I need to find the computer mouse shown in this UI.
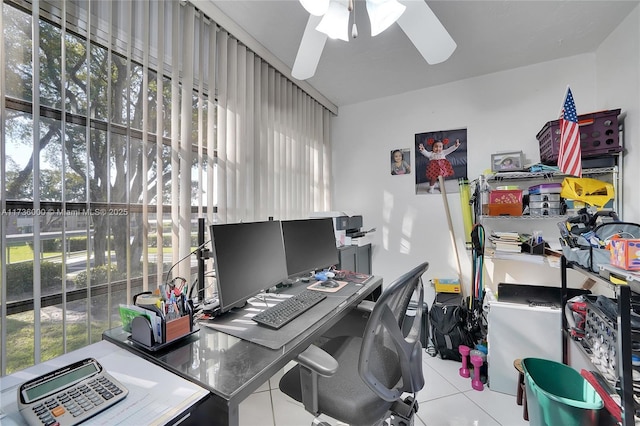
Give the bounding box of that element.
[320,279,340,288]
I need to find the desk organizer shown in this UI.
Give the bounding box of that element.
[521,240,547,255]
[127,293,197,351]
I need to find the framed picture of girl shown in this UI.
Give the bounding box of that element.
[391,148,411,175]
[415,128,467,194]
[491,151,524,172]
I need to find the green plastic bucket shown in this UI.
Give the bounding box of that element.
[522,358,603,426]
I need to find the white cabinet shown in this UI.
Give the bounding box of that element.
[487,301,562,395]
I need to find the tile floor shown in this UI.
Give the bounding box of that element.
[237,351,530,426]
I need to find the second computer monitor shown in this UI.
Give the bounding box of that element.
[281,218,339,279]
[210,221,288,313]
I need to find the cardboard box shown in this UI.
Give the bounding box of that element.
[490,189,522,204]
[489,203,522,216]
[610,239,640,271]
[432,278,461,293]
[488,189,523,216]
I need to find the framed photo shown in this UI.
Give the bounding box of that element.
[491,151,524,172]
[390,148,411,175]
[414,128,467,194]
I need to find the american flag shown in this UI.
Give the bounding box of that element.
[557,87,581,177]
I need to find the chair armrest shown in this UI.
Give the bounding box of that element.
[356,300,376,313]
[296,344,338,377]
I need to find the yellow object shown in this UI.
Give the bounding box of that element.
[560,177,614,209]
[459,179,473,249]
[609,276,627,285]
[433,278,461,293]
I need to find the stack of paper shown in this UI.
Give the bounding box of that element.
[489,231,524,253]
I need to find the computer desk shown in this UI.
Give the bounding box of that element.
[102,276,382,426]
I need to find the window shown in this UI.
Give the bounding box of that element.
[1,0,331,376]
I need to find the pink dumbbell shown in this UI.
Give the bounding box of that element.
[471,355,484,391]
[458,345,471,378]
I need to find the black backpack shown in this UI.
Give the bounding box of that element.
[429,302,474,361]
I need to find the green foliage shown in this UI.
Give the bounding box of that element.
[42,238,61,252]
[6,261,62,296]
[73,264,127,288]
[67,237,87,252]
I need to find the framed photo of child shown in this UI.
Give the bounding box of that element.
[491,151,525,172]
[390,148,411,175]
[414,128,467,194]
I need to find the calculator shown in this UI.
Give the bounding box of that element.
[18,358,128,426]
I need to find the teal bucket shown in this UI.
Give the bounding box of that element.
[522,358,603,426]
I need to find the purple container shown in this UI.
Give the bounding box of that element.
[537,109,622,165]
[528,183,562,195]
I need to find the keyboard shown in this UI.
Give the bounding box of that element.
[253,290,327,329]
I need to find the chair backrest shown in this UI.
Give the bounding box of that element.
[358,262,429,402]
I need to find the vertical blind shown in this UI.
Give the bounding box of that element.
[0,0,332,376]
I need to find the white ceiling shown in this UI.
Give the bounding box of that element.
[207,1,639,108]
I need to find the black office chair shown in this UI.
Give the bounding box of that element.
[279,262,429,426]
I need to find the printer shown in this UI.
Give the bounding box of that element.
[335,215,365,238]
[310,212,366,245]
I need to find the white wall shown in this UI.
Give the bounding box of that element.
[331,5,640,292]
[596,7,640,221]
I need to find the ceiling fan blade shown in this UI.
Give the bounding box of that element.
[397,0,456,65]
[292,14,328,80]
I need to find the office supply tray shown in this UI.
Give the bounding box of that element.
[128,314,198,352]
[128,327,199,352]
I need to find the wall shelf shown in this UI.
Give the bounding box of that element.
[485,166,618,182]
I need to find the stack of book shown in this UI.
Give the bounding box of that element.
[489,231,524,253]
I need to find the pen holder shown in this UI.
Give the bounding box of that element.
[165,314,192,342]
[128,292,195,350]
[522,240,547,255]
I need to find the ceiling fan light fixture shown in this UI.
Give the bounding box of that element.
[366,0,406,37]
[316,0,350,41]
[299,0,330,16]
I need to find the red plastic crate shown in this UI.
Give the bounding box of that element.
[537,109,622,165]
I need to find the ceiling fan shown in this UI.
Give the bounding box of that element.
[292,0,456,80]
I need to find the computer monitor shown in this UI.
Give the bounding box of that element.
[209,221,288,313]
[281,218,339,279]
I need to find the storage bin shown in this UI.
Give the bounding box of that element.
[522,357,602,426]
[489,203,522,216]
[529,193,561,202]
[528,183,562,195]
[490,189,522,204]
[489,189,522,216]
[432,278,461,293]
[530,207,562,216]
[610,239,640,271]
[529,200,562,209]
[537,109,622,165]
